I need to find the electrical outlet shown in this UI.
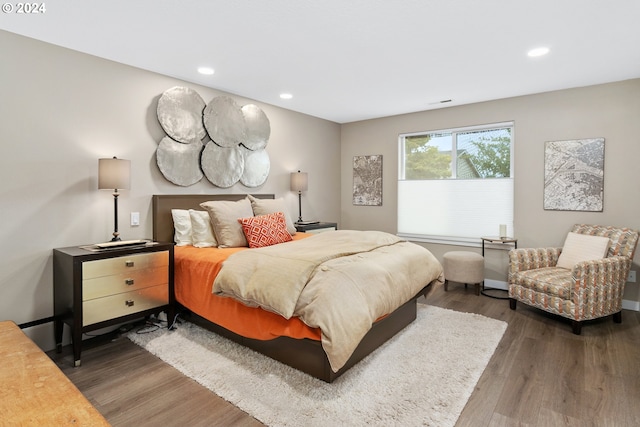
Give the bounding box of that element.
[130,212,140,226]
[628,270,636,283]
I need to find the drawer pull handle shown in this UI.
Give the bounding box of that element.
[125,300,135,307]
[125,279,135,286]
[125,261,135,267]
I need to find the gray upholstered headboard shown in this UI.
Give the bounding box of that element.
[151,194,275,243]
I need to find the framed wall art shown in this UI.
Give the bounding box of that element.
[353,155,383,206]
[543,138,604,211]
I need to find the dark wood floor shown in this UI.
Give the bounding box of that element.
[48,284,640,426]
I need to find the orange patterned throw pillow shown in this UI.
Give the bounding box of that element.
[238,212,293,248]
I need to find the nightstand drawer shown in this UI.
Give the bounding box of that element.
[83,251,168,279]
[83,285,169,326]
[82,266,168,301]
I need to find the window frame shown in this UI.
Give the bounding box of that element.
[399,121,514,181]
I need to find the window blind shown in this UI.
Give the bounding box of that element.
[397,177,513,244]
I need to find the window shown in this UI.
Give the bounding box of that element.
[398,122,514,245]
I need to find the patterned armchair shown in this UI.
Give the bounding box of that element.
[508,224,638,334]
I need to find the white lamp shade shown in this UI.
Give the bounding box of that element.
[290,171,308,192]
[98,157,131,190]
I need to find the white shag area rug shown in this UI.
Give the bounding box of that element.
[128,304,507,427]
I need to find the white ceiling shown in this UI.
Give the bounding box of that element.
[2,0,639,123]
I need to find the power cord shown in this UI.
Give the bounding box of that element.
[168,311,182,330]
[135,321,161,334]
[134,311,183,334]
[134,313,166,334]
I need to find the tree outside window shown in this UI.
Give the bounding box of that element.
[403,127,511,180]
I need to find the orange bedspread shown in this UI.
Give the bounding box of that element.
[174,234,321,341]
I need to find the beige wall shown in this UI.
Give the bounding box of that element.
[341,79,640,306]
[0,30,341,349]
[3,28,639,351]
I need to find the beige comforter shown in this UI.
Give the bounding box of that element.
[213,230,444,372]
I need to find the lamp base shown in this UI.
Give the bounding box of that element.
[110,191,121,242]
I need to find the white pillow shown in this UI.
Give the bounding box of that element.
[200,198,254,247]
[189,210,217,248]
[556,232,610,269]
[171,209,192,246]
[247,194,297,235]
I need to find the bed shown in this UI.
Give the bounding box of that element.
[152,194,443,382]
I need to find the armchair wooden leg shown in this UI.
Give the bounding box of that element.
[509,298,517,310]
[444,279,449,292]
[613,311,622,324]
[572,320,582,335]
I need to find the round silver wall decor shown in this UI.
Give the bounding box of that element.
[241,104,270,150]
[157,86,206,144]
[156,136,204,186]
[240,148,270,187]
[201,142,244,188]
[203,96,246,148]
[155,88,273,188]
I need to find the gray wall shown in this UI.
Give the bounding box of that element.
[341,79,640,307]
[0,30,341,349]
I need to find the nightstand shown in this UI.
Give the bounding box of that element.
[295,222,338,234]
[53,242,174,366]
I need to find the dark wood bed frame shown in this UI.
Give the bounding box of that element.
[151,194,434,382]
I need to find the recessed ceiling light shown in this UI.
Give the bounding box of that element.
[197,67,215,75]
[280,93,293,100]
[527,47,550,57]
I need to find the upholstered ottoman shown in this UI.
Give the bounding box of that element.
[443,251,484,296]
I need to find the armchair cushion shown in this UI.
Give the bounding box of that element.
[513,267,573,299]
[556,232,610,269]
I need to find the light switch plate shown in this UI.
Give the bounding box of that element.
[130,212,140,226]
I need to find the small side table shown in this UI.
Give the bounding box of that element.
[53,242,175,366]
[295,222,338,234]
[480,236,517,299]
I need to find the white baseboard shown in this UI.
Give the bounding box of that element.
[483,279,640,312]
[622,299,640,312]
[483,279,508,290]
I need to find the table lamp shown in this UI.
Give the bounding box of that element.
[290,170,308,223]
[98,157,131,241]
